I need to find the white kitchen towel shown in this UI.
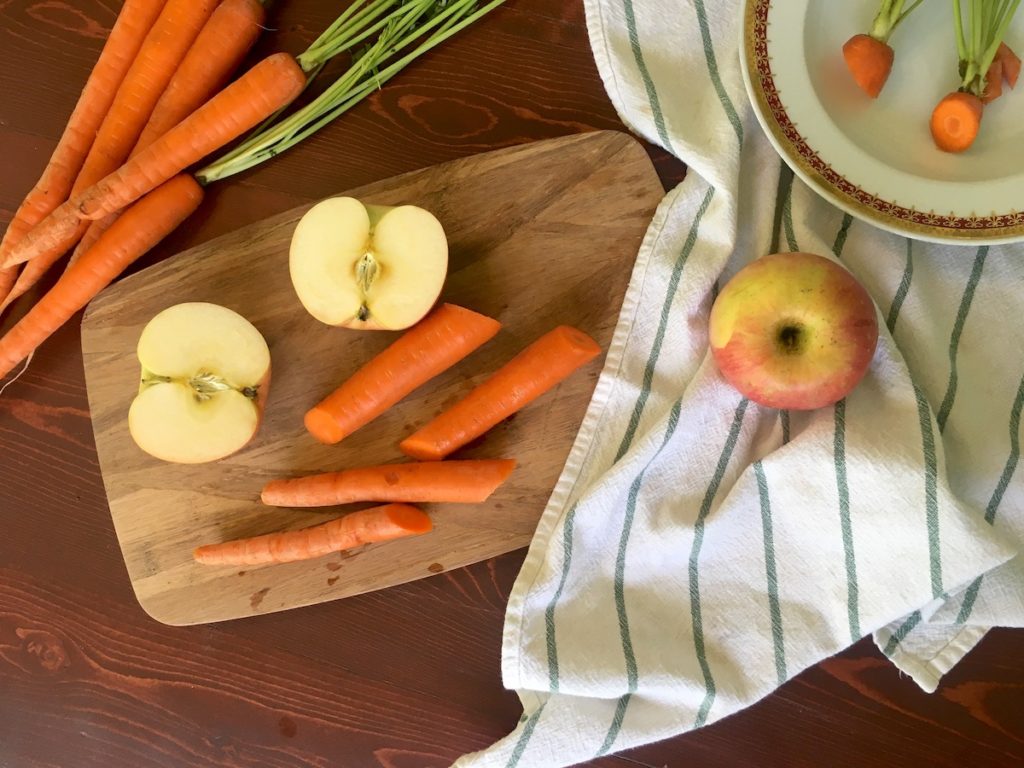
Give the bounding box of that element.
[454,1,1024,766]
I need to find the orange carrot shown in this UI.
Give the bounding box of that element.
[72,0,219,197]
[997,42,1021,88]
[193,503,432,566]
[136,0,268,151]
[261,459,517,507]
[305,304,502,445]
[842,34,894,98]
[0,0,166,273]
[1,53,306,270]
[930,91,984,154]
[982,60,1004,103]
[61,0,267,278]
[0,176,203,379]
[401,326,601,461]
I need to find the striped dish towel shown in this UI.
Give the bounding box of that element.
[454,1,1024,765]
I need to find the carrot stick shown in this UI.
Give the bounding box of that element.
[400,326,601,461]
[136,0,268,151]
[193,503,432,566]
[842,33,894,98]
[305,304,502,445]
[0,175,203,379]
[0,0,166,273]
[261,459,517,507]
[930,91,984,154]
[1,53,306,270]
[72,0,219,197]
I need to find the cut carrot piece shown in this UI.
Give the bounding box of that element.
[193,503,432,566]
[997,42,1021,87]
[400,326,601,461]
[982,59,1003,103]
[261,459,517,507]
[930,91,984,153]
[0,0,166,273]
[842,34,894,98]
[0,175,203,378]
[305,304,501,445]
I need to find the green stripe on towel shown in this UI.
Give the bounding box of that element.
[986,373,1024,524]
[690,398,749,728]
[504,703,547,768]
[754,460,787,684]
[615,187,715,462]
[545,504,578,691]
[882,610,923,657]
[936,246,988,433]
[832,213,853,257]
[886,240,914,334]
[834,399,861,641]
[623,0,671,148]
[694,0,744,144]
[912,384,943,597]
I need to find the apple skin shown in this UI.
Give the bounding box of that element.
[708,252,879,410]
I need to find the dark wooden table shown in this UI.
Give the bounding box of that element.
[1,2,1021,766]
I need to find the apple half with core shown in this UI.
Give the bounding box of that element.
[128,302,272,463]
[290,197,448,330]
[709,252,879,410]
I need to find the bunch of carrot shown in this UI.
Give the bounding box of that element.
[0,0,507,381]
[842,0,1021,153]
[193,303,603,567]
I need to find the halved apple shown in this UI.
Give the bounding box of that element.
[289,197,448,330]
[128,303,271,464]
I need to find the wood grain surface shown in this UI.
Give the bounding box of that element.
[81,131,663,625]
[0,1,1021,766]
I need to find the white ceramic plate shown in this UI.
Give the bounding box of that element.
[741,0,1024,244]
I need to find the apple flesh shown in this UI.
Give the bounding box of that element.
[289,197,448,330]
[709,252,878,410]
[128,303,271,464]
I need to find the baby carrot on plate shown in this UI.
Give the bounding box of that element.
[261,459,517,507]
[305,303,501,445]
[193,503,432,566]
[400,326,601,461]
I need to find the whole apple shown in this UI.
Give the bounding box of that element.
[708,252,879,410]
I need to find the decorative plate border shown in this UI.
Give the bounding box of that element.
[744,0,1024,242]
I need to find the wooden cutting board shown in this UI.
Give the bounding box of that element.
[81,131,663,625]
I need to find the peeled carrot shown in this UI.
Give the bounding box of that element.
[1,53,306,270]
[997,42,1021,88]
[65,0,268,276]
[0,0,166,274]
[930,91,984,154]
[261,459,517,508]
[0,176,203,379]
[842,33,894,98]
[193,503,433,566]
[982,60,1004,103]
[305,304,502,445]
[401,326,601,462]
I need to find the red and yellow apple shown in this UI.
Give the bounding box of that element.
[128,302,271,463]
[709,252,878,410]
[289,197,448,330]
